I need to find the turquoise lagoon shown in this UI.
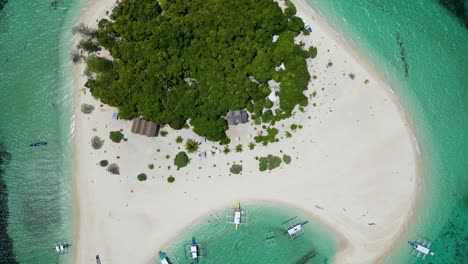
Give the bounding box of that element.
[161,204,338,264]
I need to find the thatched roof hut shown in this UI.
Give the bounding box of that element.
[131,118,160,137]
[226,109,249,125]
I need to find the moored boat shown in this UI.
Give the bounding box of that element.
[30,141,47,147]
[190,236,199,263]
[159,251,171,264]
[234,203,241,230]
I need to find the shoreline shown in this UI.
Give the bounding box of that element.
[71,0,421,263]
[158,199,349,253]
[290,0,423,260]
[290,0,425,261]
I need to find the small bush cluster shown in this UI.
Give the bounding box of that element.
[137,173,147,181]
[160,130,168,137]
[107,163,120,175]
[230,164,243,174]
[81,104,95,114]
[174,151,190,169]
[283,155,292,164]
[91,136,104,149]
[109,131,124,143]
[254,127,279,146]
[309,46,318,58]
[99,160,109,167]
[258,155,282,172]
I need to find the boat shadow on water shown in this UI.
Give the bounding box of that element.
[295,249,318,264]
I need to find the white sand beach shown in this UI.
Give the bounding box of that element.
[72,0,420,263]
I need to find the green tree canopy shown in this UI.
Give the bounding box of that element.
[85,0,310,141]
[174,151,189,169]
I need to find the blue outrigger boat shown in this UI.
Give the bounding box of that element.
[30,141,47,147]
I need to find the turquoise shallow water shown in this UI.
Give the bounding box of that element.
[304,0,468,263]
[0,0,84,263]
[162,204,338,264]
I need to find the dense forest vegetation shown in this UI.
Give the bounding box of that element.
[83,0,312,141]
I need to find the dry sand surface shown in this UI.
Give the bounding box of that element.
[72,0,420,263]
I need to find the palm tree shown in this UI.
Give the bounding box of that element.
[235,144,243,152]
[185,139,200,153]
[223,146,231,154]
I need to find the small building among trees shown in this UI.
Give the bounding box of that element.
[226,109,249,125]
[131,118,160,137]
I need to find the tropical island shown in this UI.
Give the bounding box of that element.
[78,0,314,142]
[72,0,419,263]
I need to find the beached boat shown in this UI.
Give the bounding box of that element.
[408,235,435,260]
[158,251,171,264]
[30,141,47,147]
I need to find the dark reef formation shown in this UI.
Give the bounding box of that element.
[437,196,468,263]
[0,144,17,264]
[295,249,317,264]
[396,32,409,77]
[438,0,468,29]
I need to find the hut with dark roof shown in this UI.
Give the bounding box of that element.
[225,109,249,125]
[131,118,160,137]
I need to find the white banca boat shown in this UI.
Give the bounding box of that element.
[281,216,309,240]
[408,235,435,260]
[226,202,247,230]
[186,236,204,263]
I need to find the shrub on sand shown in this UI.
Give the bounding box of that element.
[230,164,243,174]
[109,131,124,143]
[91,136,104,149]
[107,163,120,175]
[99,160,108,167]
[137,173,147,181]
[174,151,190,169]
